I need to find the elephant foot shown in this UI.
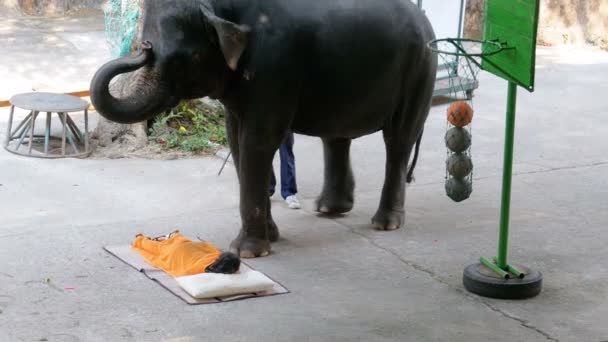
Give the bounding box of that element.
[315,193,353,214]
[268,219,280,243]
[372,209,405,231]
[229,231,271,259]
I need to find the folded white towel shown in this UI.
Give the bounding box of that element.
[175,267,276,299]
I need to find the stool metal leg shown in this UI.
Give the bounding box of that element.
[59,113,80,155]
[10,111,33,142]
[64,113,80,154]
[15,116,32,152]
[66,115,83,142]
[44,112,52,154]
[28,111,39,155]
[84,108,89,153]
[4,106,15,148]
[61,112,67,156]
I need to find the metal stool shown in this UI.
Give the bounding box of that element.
[4,92,91,158]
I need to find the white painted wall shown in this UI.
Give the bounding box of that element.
[413,0,466,39]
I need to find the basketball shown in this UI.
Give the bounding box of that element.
[445,177,473,203]
[447,101,474,127]
[445,127,472,153]
[446,154,474,179]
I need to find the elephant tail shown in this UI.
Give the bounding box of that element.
[406,130,423,184]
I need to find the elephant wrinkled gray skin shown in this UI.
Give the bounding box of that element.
[90,0,437,258]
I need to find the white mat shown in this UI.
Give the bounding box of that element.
[104,245,289,305]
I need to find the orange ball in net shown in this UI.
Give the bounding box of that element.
[447,101,474,127]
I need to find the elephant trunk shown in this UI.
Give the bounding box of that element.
[90,42,173,124]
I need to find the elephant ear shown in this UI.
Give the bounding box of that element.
[201,4,251,71]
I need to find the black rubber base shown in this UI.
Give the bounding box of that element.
[463,263,542,299]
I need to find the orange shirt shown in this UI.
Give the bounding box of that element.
[132,233,222,277]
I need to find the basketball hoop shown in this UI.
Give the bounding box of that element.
[427,38,508,58]
[424,0,544,299]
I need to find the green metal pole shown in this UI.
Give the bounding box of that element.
[496,82,518,269]
[480,256,510,279]
[506,264,525,279]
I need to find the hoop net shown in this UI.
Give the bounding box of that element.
[427,38,497,199]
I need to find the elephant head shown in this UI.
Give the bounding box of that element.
[90,0,251,124]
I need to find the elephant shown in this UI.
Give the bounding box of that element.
[90,0,437,258]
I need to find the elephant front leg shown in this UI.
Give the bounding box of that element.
[316,138,355,214]
[229,134,280,258]
[225,109,241,175]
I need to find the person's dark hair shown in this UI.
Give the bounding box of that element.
[206,252,241,274]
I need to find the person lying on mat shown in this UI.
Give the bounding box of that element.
[132,231,241,276]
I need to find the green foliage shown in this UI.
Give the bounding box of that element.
[149,99,227,153]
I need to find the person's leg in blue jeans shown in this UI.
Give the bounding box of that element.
[269,131,301,209]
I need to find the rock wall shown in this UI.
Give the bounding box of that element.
[463,0,485,40]
[539,0,607,49]
[464,0,607,50]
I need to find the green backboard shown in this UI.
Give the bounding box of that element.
[482,0,540,92]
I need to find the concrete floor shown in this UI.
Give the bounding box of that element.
[0,11,109,100]
[1,11,608,342]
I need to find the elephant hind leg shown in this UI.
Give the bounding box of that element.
[371,130,414,231]
[406,129,424,184]
[373,83,433,231]
[316,137,355,215]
